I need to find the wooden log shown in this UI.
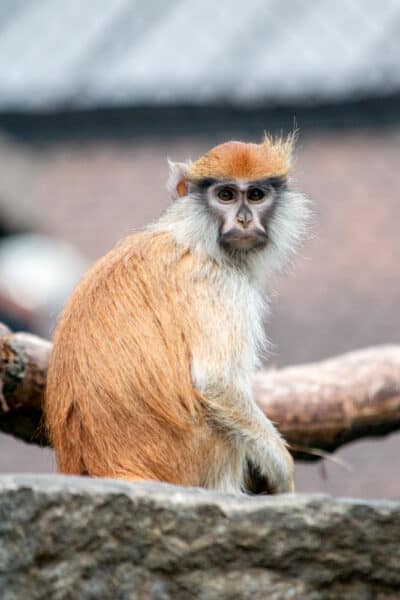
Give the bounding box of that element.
[0,323,399,459]
[0,328,50,445]
[254,346,400,458]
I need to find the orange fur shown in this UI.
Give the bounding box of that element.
[45,134,304,493]
[45,232,230,484]
[187,134,293,181]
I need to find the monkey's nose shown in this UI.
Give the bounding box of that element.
[236,209,253,228]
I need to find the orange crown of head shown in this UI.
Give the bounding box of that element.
[186,134,295,182]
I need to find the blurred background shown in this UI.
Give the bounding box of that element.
[0,0,399,498]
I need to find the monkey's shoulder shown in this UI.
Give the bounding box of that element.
[81,231,179,280]
[68,230,196,316]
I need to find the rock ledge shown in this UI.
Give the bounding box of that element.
[0,475,398,599]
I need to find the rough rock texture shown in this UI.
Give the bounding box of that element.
[0,476,399,600]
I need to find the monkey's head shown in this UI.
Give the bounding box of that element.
[166,134,310,266]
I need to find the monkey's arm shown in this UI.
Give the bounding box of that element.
[193,370,294,493]
[215,394,293,494]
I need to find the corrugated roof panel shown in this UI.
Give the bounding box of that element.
[0,0,129,107]
[0,0,398,110]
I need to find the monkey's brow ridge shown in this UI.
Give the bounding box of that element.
[249,176,287,189]
[192,177,218,190]
[193,176,287,191]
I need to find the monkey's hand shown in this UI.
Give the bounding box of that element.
[210,401,295,494]
[193,369,294,494]
[245,434,294,494]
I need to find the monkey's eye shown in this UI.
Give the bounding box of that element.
[247,188,265,202]
[217,187,236,202]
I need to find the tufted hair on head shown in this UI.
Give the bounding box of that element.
[186,133,295,182]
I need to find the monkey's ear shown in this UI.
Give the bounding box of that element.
[167,160,191,200]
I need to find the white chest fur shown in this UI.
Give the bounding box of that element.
[190,261,268,395]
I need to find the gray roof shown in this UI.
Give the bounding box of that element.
[0,0,399,111]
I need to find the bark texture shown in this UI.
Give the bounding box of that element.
[254,345,400,458]
[0,328,50,445]
[0,324,399,458]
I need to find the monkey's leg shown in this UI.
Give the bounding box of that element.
[198,432,247,494]
[202,386,294,494]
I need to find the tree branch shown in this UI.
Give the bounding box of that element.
[0,323,399,459]
[0,325,50,445]
[254,346,400,459]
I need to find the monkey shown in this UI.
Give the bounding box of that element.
[45,134,310,495]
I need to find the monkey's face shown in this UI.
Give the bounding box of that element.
[193,177,286,253]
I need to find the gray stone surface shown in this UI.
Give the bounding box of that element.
[0,475,399,599]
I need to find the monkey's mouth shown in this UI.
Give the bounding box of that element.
[219,228,268,252]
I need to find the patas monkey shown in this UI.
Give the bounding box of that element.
[45,134,310,494]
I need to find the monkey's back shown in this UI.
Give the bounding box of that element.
[45,231,209,483]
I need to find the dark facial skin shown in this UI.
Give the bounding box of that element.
[191,176,286,253]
